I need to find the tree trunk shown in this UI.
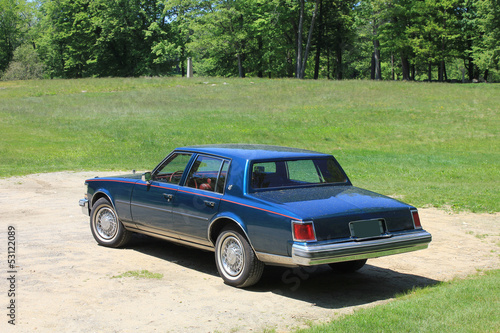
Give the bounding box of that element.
[237,54,245,78]
[428,62,432,81]
[371,52,375,80]
[314,44,321,80]
[391,54,395,80]
[327,48,331,80]
[296,0,304,78]
[466,57,473,81]
[438,60,444,82]
[299,0,320,79]
[257,35,263,78]
[372,39,381,80]
[181,46,185,77]
[313,0,324,80]
[335,47,342,80]
[401,55,410,81]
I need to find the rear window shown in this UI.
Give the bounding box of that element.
[250,158,348,189]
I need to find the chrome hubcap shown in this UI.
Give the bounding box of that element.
[221,235,244,277]
[96,207,118,240]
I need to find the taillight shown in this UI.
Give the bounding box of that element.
[412,210,422,229]
[292,221,316,242]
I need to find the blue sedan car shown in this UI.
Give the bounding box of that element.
[80,145,431,287]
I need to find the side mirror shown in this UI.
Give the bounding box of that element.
[142,171,152,184]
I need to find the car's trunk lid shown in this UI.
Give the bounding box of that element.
[251,186,415,241]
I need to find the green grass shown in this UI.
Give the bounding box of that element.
[0,77,498,212]
[111,270,163,279]
[296,269,500,333]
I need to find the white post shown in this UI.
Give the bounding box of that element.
[187,57,193,78]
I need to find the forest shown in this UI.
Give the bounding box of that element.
[1,0,499,82]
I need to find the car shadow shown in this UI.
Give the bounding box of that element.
[124,234,219,276]
[124,234,439,310]
[252,265,439,309]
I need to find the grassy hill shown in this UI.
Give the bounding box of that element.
[0,77,498,212]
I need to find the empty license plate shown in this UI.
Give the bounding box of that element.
[349,219,384,239]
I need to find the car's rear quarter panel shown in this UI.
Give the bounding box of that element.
[217,195,298,257]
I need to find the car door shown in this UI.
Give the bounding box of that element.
[130,152,193,235]
[172,155,230,244]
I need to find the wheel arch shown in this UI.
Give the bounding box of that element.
[91,190,115,210]
[209,215,254,250]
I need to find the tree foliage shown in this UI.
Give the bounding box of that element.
[1,43,45,80]
[1,0,499,81]
[0,0,36,73]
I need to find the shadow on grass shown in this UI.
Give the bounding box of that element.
[124,233,439,310]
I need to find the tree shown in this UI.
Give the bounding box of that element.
[407,0,463,81]
[37,0,171,78]
[355,0,385,80]
[1,44,45,80]
[313,0,356,80]
[472,0,500,81]
[87,0,163,76]
[377,0,416,80]
[0,0,35,73]
[165,0,253,77]
[296,0,319,78]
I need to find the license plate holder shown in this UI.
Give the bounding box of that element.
[349,219,385,239]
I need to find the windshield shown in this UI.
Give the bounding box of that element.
[250,158,348,190]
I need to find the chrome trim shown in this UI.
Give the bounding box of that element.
[292,230,432,266]
[126,225,214,252]
[92,191,116,211]
[208,216,257,252]
[173,210,209,221]
[129,201,209,221]
[130,201,171,213]
[79,198,89,216]
[256,252,295,266]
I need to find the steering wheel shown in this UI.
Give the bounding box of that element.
[169,170,184,182]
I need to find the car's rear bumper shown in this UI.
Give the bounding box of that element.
[291,230,432,266]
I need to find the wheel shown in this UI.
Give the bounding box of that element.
[90,198,131,248]
[215,226,264,288]
[329,259,367,273]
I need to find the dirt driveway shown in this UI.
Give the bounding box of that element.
[1,171,498,332]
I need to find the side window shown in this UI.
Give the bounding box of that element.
[186,155,224,192]
[154,153,192,184]
[216,160,230,194]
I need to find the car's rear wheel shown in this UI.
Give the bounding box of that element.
[90,198,131,248]
[329,259,367,273]
[215,226,264,288]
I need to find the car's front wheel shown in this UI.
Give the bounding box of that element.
[90,198,131,248]
[215,226,264,288]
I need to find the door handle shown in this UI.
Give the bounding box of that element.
[204,200,215,208]
[163,193,174,202]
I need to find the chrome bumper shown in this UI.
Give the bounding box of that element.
[292,230,432,266]
[79,198,89,216]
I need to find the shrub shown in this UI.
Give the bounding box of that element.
[1,44,45,81]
